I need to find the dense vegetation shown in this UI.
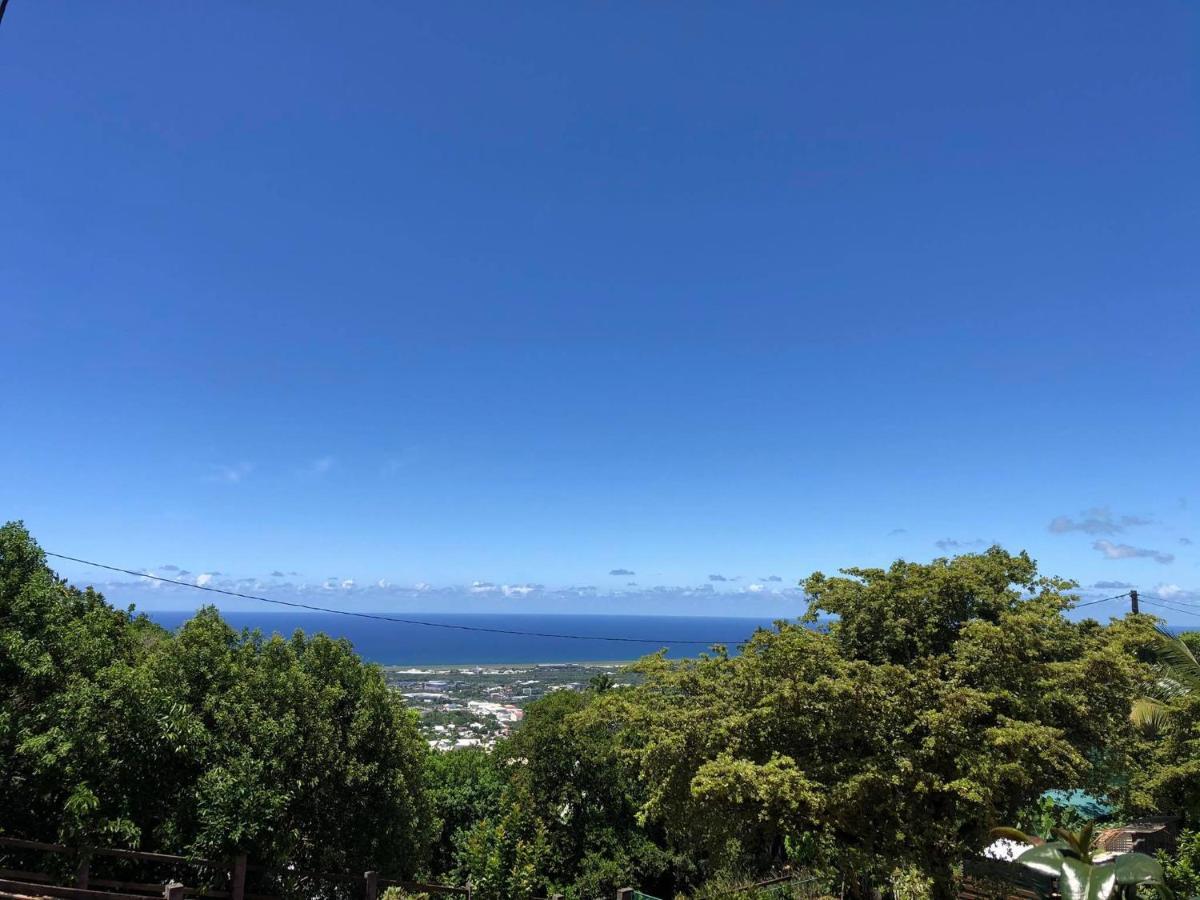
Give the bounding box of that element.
[2,521,1197,899]
[0,522,430,880]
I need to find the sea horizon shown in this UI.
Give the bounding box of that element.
[142,609,1194,666]
[144,610,788,665]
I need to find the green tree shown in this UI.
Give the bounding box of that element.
[1131,628,1200,734]
[1159,829,1200,897]
[456,799,550,900]
[0,520,170,846]
[426,748,503,877]
[590,549,1151,897]
[149,609,433,877]
[588,672,615,693]
[0,522,434,892]
[457,689,671,898]
[1124,628,1200,820]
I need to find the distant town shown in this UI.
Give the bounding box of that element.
[384,662,636,751]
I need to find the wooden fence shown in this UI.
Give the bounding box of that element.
[0,836,469,900]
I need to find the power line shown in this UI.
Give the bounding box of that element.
[45,552,748,646]
[1139,597,1200,619]
[1075,595,1128,609]
[1137,600,1195,619]
[1140,592,1200,608]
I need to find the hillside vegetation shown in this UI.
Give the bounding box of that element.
[2,521,1197,899]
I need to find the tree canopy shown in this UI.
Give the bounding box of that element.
[452,549,1164,898]
[0,521,431,883]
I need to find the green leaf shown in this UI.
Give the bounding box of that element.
[1148,627,1200,693]
[1017,844,1067,878]
[1113,853,1166,886]
[1080,822,1096,858]
[1132,697,1173,734]
[1059,858,1117,900]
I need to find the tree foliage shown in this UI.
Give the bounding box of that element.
[1131,628,1200,735]
[454,689,673,899]
[425,747,503,876]
[448,549,1164,897]
[0,521,432,884]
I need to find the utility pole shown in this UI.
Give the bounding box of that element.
[1130,589,1139,614]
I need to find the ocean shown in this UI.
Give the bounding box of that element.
[144,611,785,665]
[143,611,1196,666]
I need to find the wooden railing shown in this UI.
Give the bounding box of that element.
[0,836,469,900]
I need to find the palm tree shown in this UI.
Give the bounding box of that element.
[1131,628,1200,734]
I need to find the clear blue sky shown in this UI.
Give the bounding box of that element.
[2,2,1197,619]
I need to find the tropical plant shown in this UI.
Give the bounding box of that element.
[994,823,1175,900]
[1158,830,1200,897]
[588,672,615,693]
[1132,628,1200,735]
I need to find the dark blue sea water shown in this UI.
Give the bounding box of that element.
[145,611,785,664]
[143,611,1195,666]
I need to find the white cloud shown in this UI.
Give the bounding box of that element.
[1150,583,1200,605]
[1049,507,1151,535]
[502,584,543,597]
[1092,540,1174,565]
[196,573,214,586]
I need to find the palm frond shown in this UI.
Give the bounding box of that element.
[1130,697,1173,735]
[1146,627,1200,693]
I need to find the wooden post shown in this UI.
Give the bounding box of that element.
[230,854,246,900]
[616,889,634,900]
[364,870,378,900]
[551,895,564,900]
[75,850,91,889]
[164,881,185,900]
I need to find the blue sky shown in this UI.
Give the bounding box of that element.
[2,2,1197,620]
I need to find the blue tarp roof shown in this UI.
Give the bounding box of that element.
[1042,789,1115,819]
